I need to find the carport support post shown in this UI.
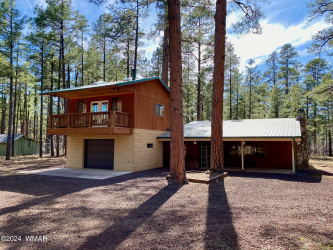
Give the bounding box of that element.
[292,138,296,174]
[241,141,244,171]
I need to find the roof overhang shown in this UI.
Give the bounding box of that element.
[40,77,169,99]
[157,137,302,142]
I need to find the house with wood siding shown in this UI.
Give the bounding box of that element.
[42,77,170,171]
[42,77,308,173]
[158,115,308,173]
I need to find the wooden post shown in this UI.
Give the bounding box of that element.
[111,111,115,127]
[89,112,92,127]
[292,138,296,174]
[67,114,70,128]
[241,141,244,171]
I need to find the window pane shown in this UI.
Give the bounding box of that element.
[155,104,159,116]
[256,146,265,156]
[245,146,252,156]
[160,105,164,117]
[102,102,108,112]
[155,104,164,117]
[92,103,98,112]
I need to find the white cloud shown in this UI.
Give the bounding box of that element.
[141,39,160,59]
[34,0,47,8]
[228,18,329,71]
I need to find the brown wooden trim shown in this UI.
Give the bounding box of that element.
[47,127,132,135]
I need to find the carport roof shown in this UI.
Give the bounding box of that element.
[157,118,301,139]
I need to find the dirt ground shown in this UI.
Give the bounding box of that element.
[309,156,333,174]
[0,157,332,249]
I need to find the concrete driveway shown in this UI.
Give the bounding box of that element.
[17,167,132,180]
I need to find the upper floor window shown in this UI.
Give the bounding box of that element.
[78,101,87,113]
[91,101,108,112]
[112,98,122,112]
[155,103,164,117]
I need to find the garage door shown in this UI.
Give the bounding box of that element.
[85,139,114,170]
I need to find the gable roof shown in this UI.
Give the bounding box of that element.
[0,134,23,143]
[40,77,169,96]
[157,118,301,139]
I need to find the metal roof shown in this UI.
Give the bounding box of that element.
[157,118,301,139]
[41,76,169,95]
[0,134,23,143]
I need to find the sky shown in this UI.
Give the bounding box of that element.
[15,0,331,72]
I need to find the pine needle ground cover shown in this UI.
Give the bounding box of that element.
[0,157,332,249]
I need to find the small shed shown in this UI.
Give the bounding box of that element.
[0,134,38,156]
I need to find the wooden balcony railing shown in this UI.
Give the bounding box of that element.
[49,111,131,129]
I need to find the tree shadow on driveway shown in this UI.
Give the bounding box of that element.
[205,179,239,249]
[77,184,180,249]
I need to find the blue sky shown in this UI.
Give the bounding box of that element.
[16,0,331,72]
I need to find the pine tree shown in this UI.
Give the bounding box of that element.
[0,0,25,160]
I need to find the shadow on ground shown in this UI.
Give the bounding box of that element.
[78,185,180,249]
[205,179,238,249]
[227,171,324,183]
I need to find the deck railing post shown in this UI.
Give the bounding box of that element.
[111,111,115,127]
[89,113,92,127]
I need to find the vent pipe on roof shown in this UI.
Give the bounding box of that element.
[131,69,136,81]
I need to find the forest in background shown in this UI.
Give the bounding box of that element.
[0,0,332,158]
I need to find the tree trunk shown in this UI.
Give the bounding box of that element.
[133,0,139,77]
[23,82,28,136]
[61,20,67,157]
[329,103,332,156]
[50,58,54,156]
[6,12,14,160]
[229,56,232,120]
[57,48,61,157]
[1,96,6,134]
[11,50,19,156]
[249,71,252,119]
[162,21,169,85]
[39,41,44,158]
[81,31,84,86]
[210,0,227,172]
[126,36,130,78]
[197,42,201,121]
[103,37,106,82]
[168,0,187,185]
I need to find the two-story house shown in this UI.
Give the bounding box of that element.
[42,77,170,172]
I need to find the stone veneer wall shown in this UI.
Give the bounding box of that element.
[66,128,165,171]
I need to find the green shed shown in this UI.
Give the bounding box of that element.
[0,134,38,156]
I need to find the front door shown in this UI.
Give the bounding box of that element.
[85,139,114,170]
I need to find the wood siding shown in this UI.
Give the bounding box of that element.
[224,141,293,169]
[62,79,170,133]
[164,140,294,169]
[127,79,170,131]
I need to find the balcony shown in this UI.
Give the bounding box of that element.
[47,111,132,135]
